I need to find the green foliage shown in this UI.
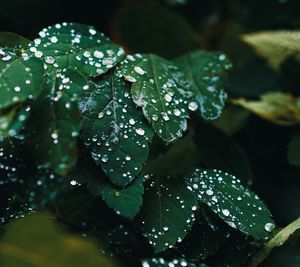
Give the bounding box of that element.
[0,11,291,267]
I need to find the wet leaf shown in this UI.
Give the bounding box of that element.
[186,169,275,239]
[89,176,144,220]
[26,69,88,175]
[0,49,44,110]
[174,50,232,120]
[232,92,300,126]
[0,105,30,140]
[79,69,153,187]
[141,258,197,267]
[137,175,197,253]
[121,54,193,143]
[25,22,125,76]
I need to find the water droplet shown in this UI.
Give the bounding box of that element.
[134,66,145,75]
[45,56,55,64]
[125,75,137,83]
[164,93,172,102]
[264,222,275,232]
[206,189,213,196]
[162,113,170,121]
[101,155,109,162]
[188,101,198,111]
[222,209,230,217]
[34,51,43,58]
[51,132,58,139]
[93,50,104,59]
[50,36,58,43]
[129,119,136,125]
[152,114,159,121]
[173,109,181,116]
[89,28,97,35]
[135,128,145,136]
[219,54,226,61]
[98,112,104,119]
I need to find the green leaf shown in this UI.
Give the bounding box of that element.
[26,69,88,175]
[121,53,193,142]
[174,50,232,120]
[79,69,153,187]
[141,258,197,267]
[137,175,197,253]
[25,23,125,76]
[186,169,275,239]
[89,176,145,220]
[0,49,44,109]
[0,105,29,140]
[0,214,120,267]
[288,133,300,167]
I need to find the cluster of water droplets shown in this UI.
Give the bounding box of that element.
[142,258,195,267]
[0,141,65,225]
[139,176,196,251]
[188,52,231,120]
[79,70,152,186]
[0,48,41,109]
[186,169,275,238]
[121,54,195,142]
[25,22,124,76]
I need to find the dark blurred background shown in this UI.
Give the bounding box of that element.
[2,0,300,41]
[2,1,300,266]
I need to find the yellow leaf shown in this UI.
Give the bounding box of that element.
[0,214,120,267]
[250,217,300,267]
[242,31,300,69]
[232,92,300,126]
